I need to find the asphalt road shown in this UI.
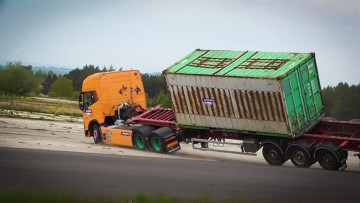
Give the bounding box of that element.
[0,147,359,202]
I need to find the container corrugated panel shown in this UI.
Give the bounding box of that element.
[164,49,324,138]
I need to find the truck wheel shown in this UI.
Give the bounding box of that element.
[151,135,164,153]
[316,149,343,170]
[150,127,175,153]
[92,124,102,144]
[133,126,155,151]
[289,147,313,168]
[134,133,147,150]
[262,143,286,166]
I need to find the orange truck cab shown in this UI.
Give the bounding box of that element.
[79,70,181,153]
[78,70,147,140]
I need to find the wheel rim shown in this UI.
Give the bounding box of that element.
[93,129,98,141]
[322,154,335,168]
[268,149,279,162]
[136,136,144,149]
[293,150,307,165]
[152,137,161,152]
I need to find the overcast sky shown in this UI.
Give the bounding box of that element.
[0,0,359,87]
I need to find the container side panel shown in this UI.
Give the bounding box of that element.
[165,74,289,135]
[176,113,289,134]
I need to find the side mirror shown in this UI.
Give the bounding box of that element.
[78,93,84,111]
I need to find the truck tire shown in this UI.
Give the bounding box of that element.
[316,149,342,170]
[134,133,147,150]
[287,140,315,168]
[289,147,313,168]
[133,126,155,151]
[151,134,164,153]
[262,143,286,166]
[315,143,347,171]
[150,127,176,153]
[91,124,102,144]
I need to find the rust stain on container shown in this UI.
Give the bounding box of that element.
[169,83,287,123]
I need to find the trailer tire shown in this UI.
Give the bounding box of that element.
[316,149,342,170]
[289,147,313,168]
[262,143,286,166]
[91,124,102,144]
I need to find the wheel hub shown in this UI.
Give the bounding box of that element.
[93,129,98,140]
[269,149,279,160]
[294,151,306,164]
[323,154,334,166]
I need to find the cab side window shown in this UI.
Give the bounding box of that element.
[84,91,98,109]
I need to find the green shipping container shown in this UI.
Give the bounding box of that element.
[164,49,325,138]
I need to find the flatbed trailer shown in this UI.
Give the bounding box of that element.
[126,107,360,170]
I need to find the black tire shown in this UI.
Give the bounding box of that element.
[316,149,342,170]
[134,132,148,150]
[289,147,313,168]
[151,134,165,153]
[91,124,102,144]
[150,127,176,153]
[262,143,286,166]
[133,126,155,151]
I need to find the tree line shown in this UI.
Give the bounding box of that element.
[0,61,358,120]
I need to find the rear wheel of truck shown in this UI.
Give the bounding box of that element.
[150,127,177,153]
[91,124,102,144]
[262,143,286,166]
[151,135,164,153]
[133,126,155,151]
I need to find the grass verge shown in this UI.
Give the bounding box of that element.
[0,94,81,117]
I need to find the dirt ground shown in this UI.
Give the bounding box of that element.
[0,117,359,171]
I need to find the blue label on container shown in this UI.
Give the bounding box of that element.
[202,98,216,104]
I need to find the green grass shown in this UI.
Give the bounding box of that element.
[0,94,82,117]
[0,192,266,203]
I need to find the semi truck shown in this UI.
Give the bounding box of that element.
[78,49,360,171]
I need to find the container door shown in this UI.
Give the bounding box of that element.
[281,72,307,133]
[299,58,323,120]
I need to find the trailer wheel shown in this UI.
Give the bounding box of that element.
[289,147,313,168]
[262,143,286,166]
[316,149,342,170]
[91,124,102,144]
